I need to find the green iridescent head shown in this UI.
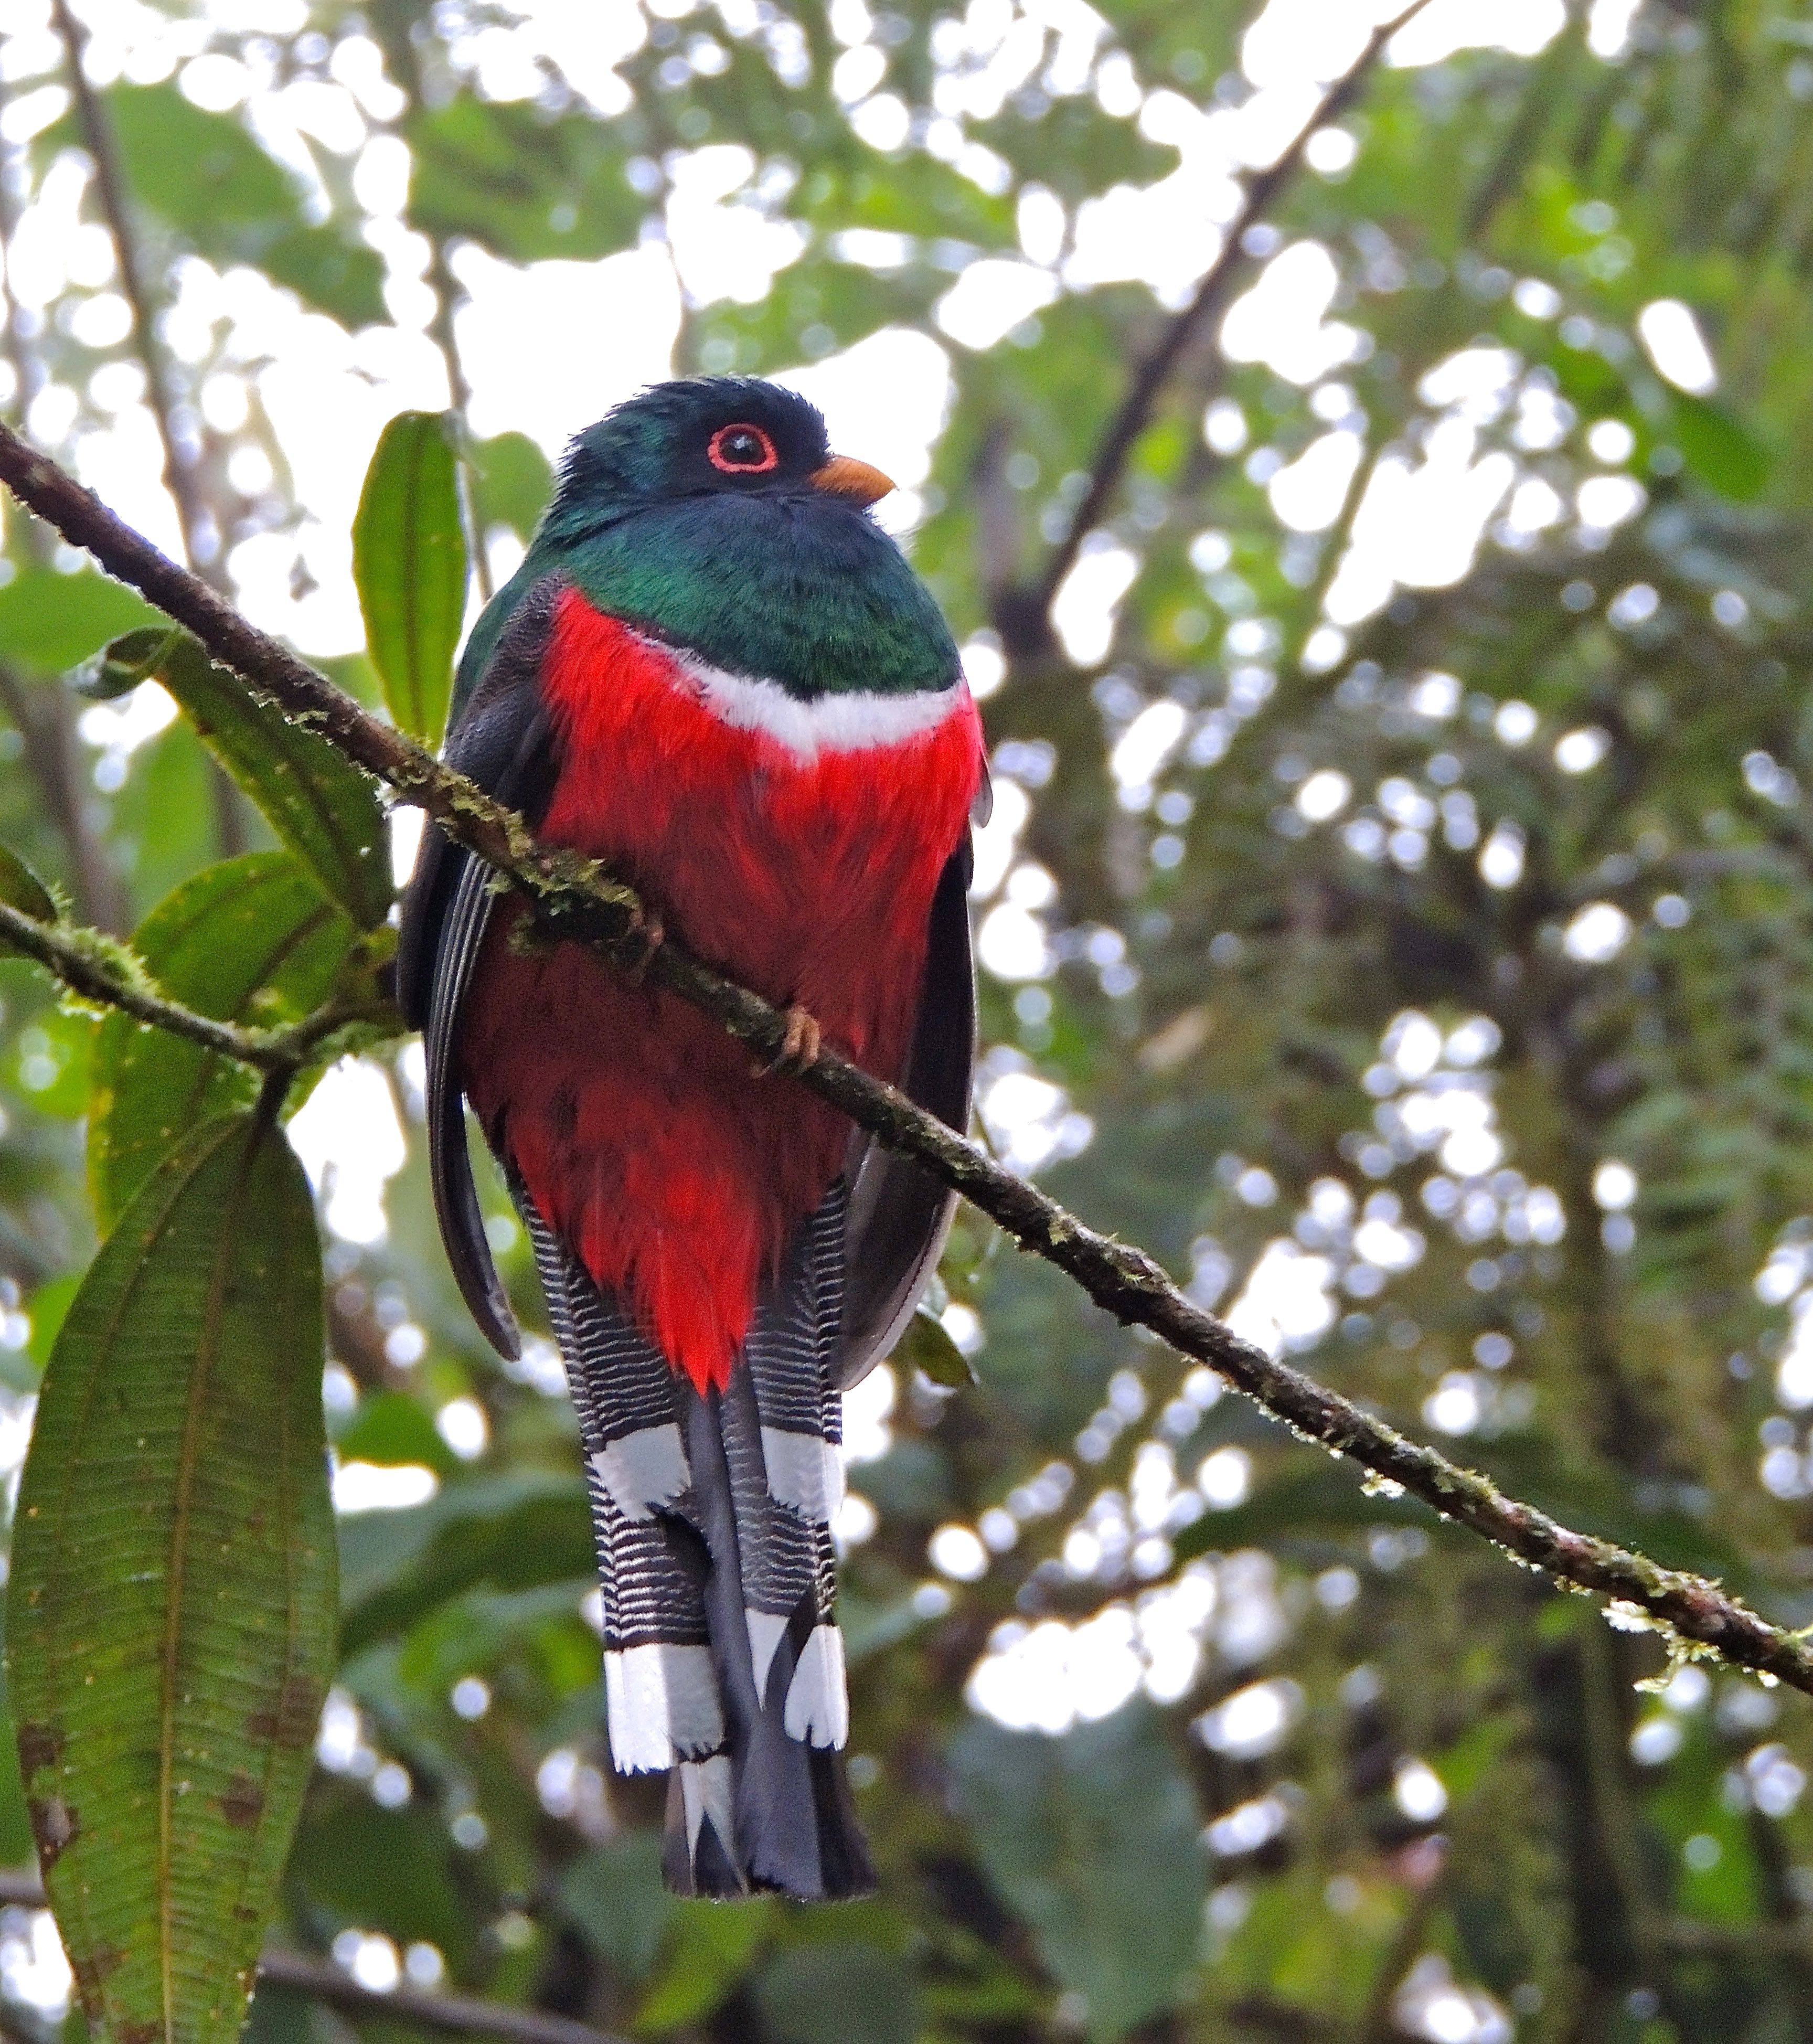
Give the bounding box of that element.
[460,377,959,709]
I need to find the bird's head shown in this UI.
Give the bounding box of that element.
[544,377,893,539]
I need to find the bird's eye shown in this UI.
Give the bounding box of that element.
[707,423,780,474]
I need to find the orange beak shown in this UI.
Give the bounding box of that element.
[809,454,895,507]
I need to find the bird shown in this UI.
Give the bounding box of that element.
[396,377,986,1900]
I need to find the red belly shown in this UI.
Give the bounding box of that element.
[461,590,982,1391]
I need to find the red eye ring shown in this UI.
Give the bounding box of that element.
[707,422,780,474]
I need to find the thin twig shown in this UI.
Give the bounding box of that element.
[255,1953,628,2044]
[426,242,495,607]
[0,664,125,933]
[1019,0,1437,634]
[0,424,1810,1697]
[0,68,125,932]
[0,899,378,1072]
[0,1869,629,2044]
[52,0,246,857]
[50,0,207,581]
[0,83,47,447]
[367,16,494,605]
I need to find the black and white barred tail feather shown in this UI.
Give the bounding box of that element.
[523,1178,875,1900]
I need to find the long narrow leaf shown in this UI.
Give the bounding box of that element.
[350,410,468,748]
[80,629,392,931]
[8,1110,335,2044]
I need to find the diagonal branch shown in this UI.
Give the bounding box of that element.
[1013,0,1436,645]
[0,421,1809,1699]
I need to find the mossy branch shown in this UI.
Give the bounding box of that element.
[0,421,1810,1698]
[0,901,389,1075]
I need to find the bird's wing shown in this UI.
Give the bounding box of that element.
[836,834,975,1390]
[397,574,567,1359]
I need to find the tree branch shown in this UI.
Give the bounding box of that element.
[0,423,1809,1699]
[254,1952,628,2044]
[362,15,494,605]
[51,0,207,581]
[0,1869,629,2044]
[0,663,126,934]
[1010,0,1437,647]
[52,0,246,856]
[0,899,380,1073]
[0,68,127,933]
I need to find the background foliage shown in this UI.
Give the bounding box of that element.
[4,1,1813,2041]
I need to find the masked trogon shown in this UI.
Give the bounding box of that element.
[397,377,985,1899]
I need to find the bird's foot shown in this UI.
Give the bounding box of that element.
[618,910,664,985]
[756,1006,820,1077]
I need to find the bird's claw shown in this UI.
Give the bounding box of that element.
[619,911,664,985]
[756,1006,820,1078]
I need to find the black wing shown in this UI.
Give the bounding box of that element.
[397,576,566,1359]
[837,836,975,1389]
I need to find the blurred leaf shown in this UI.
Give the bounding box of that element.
[352,411,468,749]
[793,153,1017,245]
[754,1941,923,2044]
[636,1898,773,2032]
[258,222,388,331]
[9,1110,335,2044]
[406,98,643,262]
[23,1270,77,1371]
[897,1303,977,1387]
[948,1706,1204,2043]
[1668,392,1771,502]
[559,1832,671,1982]
[285,1782,481,1962]
[88,853,356,1230]
[334,1389,457,1476]
[74,83,384,326]
[0,567,158,672]
[1171,1464,1439,1566]
[0,840,57,957]
[82,629,391,929]
[470,431,554,544]
[338,1471,592,1656]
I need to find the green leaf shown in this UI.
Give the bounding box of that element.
[88,854,356,1231]
[470,432,555,544]
[337,1471,592,1657]
[1668,391,1771,502]
[333,1390,457,1476]
[948,1707,1205,2043]
[1170,1465,1441,1567]
[284,1782,479,1960]
[753,1942,923,2044]
[559,1833,672,1982]
[351,412,468,748]
[52,84,384,327]
[896,1303,977,1387]
[9,1110,336,2044]
[258,222,388,332]
[635,1897,773,2032]
[405,98,644,263]
[0,567,159,672]
[81,629,391,929]
[0,840,58,957]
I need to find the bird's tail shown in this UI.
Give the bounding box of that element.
[522,1180,874,1901]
